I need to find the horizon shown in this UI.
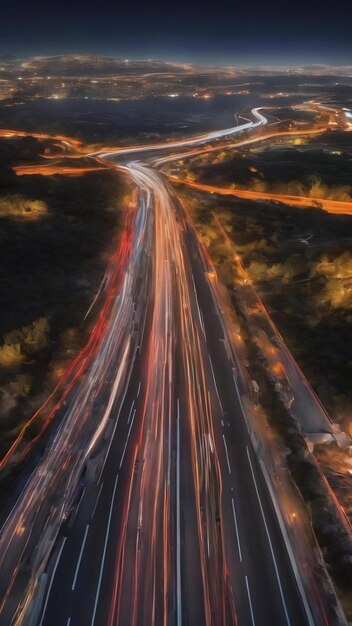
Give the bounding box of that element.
[1,51,352,71]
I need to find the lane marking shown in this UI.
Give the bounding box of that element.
[232,368,238,386]
[231,498,243,562]
[119,408,136,469]
[76,487,86,512]
[191,272,206,340]
[138,294,149,354]
[66,617,71,626]
[90,473,119,626]
[72,524,90,591]
[38,536,67,626]
[246,446,291,626]
[220,337,231,360]
[91,483,104,519]
[222,435,231,474]
[127,400,135,424]
[258,461,316,626]
[245,575,256,626]
[208,353,224,414]
[137,381,141,397]
[98,369,132,482]
[176,399,182,626]
[199,309,206,341]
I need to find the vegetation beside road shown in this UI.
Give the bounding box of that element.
[168,132,352,202]
[0,136,128,456]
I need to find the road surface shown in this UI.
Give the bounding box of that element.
[0,109,334,626]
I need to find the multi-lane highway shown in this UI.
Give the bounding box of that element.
[0,109,339,626]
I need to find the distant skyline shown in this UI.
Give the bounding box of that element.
[1,0,352,66]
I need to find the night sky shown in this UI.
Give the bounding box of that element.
[1,0,352,65]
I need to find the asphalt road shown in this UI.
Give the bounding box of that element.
[0,109,332,626]
[41,165,313,626]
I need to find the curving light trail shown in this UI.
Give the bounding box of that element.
[0,107,339,626]
[93,108,267,159]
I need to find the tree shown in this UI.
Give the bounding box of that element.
[4,317,50,357]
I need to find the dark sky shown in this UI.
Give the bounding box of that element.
[1,0,352,65]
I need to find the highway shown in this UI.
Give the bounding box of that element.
[0,109,337,626]
[93,107,268,159]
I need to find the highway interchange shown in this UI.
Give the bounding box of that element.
[0,109,340,625]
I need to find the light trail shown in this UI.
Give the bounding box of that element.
[0,106,343,626]
[170,176,352,216]
[176,400,182,626]
[93,107,267,159]
[154,124,328,168]
[14,164,105,176]
[0,171,153,624]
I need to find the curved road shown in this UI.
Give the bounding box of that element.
[0,109,336,626]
